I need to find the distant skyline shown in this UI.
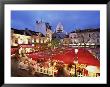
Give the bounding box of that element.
[11,10,100,33]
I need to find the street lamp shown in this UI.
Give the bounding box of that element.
[75,48,78,54]
[74,48,78,77]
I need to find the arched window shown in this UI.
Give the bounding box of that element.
[89,34,91,37]
[28,39,31,44]
[34,38,36,42]
[97,39,99,43]
[15,38,18,44]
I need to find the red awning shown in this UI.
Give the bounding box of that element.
[26,52,46,60]
[53,48,75,64]
[52,48,100,66]
[26,47,99,66]
[19,44,34,48]
[77,48,100,67]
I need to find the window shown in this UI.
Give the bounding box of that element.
[15,38,18,44]
[97,39,99,43]
[89,34,90,37]
[28,39,31,44]
[34,38,36,42]
[97,34,99,38]
[74,35,76,38]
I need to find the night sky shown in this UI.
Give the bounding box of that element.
[11,10,100,33]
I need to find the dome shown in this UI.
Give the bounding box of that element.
[56,22,64,32]
[52,32,66,40]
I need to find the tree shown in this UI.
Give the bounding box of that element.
[51,39,60,49]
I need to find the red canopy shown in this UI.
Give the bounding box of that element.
[52,48,100,66]
[77,48,100,67]
[53,48,75,64]
[26,47,100,67]
[26,52,46,61]
[19,44,34,48]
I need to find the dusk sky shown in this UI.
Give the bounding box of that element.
[11,10,100,33]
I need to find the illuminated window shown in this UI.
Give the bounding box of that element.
[15,39,18,44]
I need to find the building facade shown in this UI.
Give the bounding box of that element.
[45,23,53,42]
[69,28,100,46]
[11,28,51,46]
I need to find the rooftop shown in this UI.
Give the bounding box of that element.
[70,28,100,33]
[11,28,45,37]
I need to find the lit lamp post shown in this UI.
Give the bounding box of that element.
[74,48,78,77]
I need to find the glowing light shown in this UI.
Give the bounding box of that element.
[18,38,23,44]
[81,43,84,45]
[75,49,78,54]
[85,65,100,73]
[78,43,80,45]
[91,43,95,45]
[86,43,89,45]
[36,39,39,43]
[32,39,34,43]
[74,60,78,64]
[32,44,34,46]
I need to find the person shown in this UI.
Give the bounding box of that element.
[96,73,100,77]
[18,59,29,70]
[15,49,20,61]
[77,67,82,76]
[28,62,36,76]
[70,67,75,77]
[56,67,65,77]
[83,68,88,76]
[57,64,70,77]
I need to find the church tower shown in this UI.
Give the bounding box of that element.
[36,19,46,36]
[45,23,53,42]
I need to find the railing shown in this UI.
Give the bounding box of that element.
[18,62,58,77]
[35,66,58,77]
